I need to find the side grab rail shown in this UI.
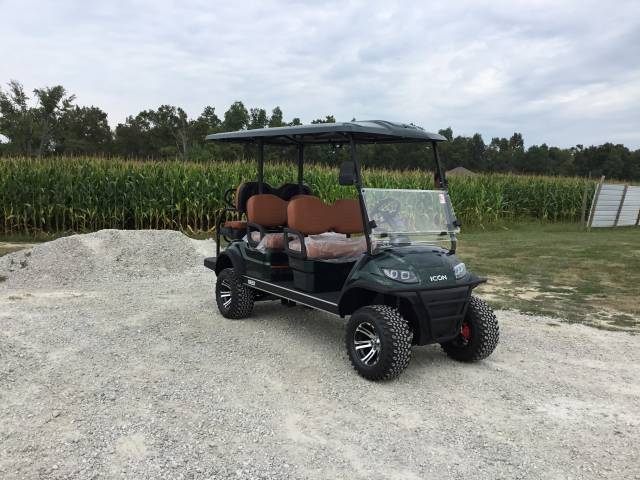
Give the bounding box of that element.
[223,187,236,209]
[246,222,266,248]
[283,228,307,259]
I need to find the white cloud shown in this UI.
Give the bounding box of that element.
[1,0,639,147]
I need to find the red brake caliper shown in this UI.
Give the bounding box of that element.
[460,322,471,341]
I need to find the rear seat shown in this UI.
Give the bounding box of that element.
[246,194,288,250]
[221,182,311,240]
[221,181,271,233]
[286,196,366,259]
[222,183,362,258]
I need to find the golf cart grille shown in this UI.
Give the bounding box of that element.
[419,286,472,341]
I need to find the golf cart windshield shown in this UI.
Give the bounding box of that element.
[362,188,459,248]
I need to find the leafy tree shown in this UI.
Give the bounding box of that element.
[574,143,630,179]
[469,133,486,171]
[550,146,574,177]
[33,85,75,157]
[626,150,640,180]
[311,115,336,124]
[151,105,192,159]
[114,105,195,160]
[438,127,453,141]
[524,144,550,174]
[0,80,36,156]
[223,101,249,131]
[509,132,525,171]
[197,106,221,132]
[113,114,153,157]
[436,129,488,172]
[0,81,75,157]
[56,106,112,155]
[268,106,284,128]
[188,106,220,145]
[248,108,268,130]
[486,137,511,172]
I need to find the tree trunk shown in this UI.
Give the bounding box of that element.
[173,127,188,161]
[181,130,188,161]
[27,119,34,157]
[38,118,49,158]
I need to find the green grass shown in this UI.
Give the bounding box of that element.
[458,223,640,331]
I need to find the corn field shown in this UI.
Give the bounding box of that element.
[0,156,595,235]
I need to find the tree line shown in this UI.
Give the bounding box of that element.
[1,80,639,180]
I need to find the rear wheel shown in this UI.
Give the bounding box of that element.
[346,305,413,381]
[441,296,499,362]
[215,268,254,319]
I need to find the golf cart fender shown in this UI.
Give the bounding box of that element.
[338,281,439,316]
[338,278,486,345]
[338,282,395,316]
[206,248,246,276]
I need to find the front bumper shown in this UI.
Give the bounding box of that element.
[396,278,485,345]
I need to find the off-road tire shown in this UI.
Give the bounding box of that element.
[441,296,499,362]
[346,305,413,381]
[215,268,254,319]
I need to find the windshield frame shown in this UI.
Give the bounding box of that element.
[353,139,456,255]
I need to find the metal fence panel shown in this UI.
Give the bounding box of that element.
[590,184,624,227]
[617,186,640,226]
[588,182,640,228]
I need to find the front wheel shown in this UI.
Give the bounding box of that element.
[345,305,413,381]
[215,268,254,319]
[441,296,499,362]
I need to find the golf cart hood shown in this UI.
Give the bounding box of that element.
[346,245,483,292]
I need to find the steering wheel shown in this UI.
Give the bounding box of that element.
[370,198,402,231]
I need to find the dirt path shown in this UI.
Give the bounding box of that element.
[0,231,638,479]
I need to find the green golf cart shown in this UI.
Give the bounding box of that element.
[204,120,498,380]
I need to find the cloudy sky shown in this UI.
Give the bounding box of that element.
[2,0,639,147]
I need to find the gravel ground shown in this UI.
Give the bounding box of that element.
[1,230,639,480]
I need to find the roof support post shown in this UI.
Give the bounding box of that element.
[433,141,457,253]
[297,144,304,193]
[257,138,264,194]
[432,141,447,190]
[350,136,372,255]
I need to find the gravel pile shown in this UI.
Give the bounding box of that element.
[1,230,639,479]
[0,229,214,288]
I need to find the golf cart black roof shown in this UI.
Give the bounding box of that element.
[205,120,447,145]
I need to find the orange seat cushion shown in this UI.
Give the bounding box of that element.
[289,234,367,259]
[250,232,285,250]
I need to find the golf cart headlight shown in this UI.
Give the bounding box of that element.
[454,262,467,279]
[382,268,418,284]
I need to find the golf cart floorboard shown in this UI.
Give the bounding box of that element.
[242,275,341,315]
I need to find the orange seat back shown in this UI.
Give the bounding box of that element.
[287,197,363,235]
[246,194,287,228]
